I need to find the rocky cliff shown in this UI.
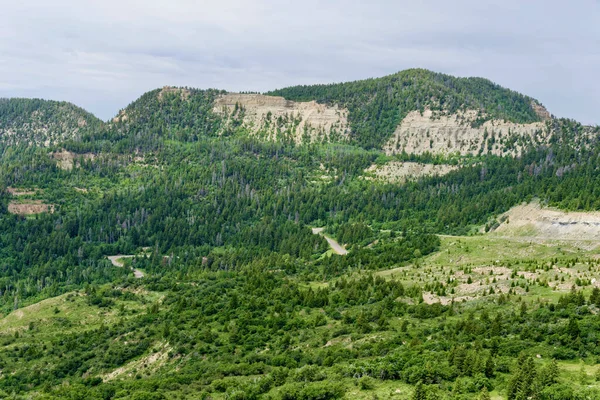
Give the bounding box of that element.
[383,109,549,157]
[213,94,350,143]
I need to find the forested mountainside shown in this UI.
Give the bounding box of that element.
[1,70,600,399]
[0,98,103,146]
[267,68,548,148]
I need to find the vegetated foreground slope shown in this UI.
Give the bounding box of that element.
[2,70,600,399]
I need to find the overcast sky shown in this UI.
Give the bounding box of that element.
[1,1,599,124]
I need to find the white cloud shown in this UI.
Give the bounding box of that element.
[0,0,598,124]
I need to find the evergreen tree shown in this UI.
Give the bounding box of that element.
[539,359,559,387]
[507,355,537,400]
[484,355,495,378]
[478,387,491,400]
[412,381,427,400]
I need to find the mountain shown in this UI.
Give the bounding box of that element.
[2,70,600,399]
[0,69,569,155]
[0,98,103,146]
[107,70,558,153]
[267,68,551,148]
[105,70,594,157]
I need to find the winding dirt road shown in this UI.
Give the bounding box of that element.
[107,255,145,278]
[311,227,348,255]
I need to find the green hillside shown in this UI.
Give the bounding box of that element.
[0,71,599,399]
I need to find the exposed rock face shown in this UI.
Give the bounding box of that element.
[157,86,191,102]
[383,109,548,157]
[112,110,129,123]
[51,150,96,170]
[213,94,349,143]
[493,202,600,243]
[365,161,459,183]
[531,101,551,121]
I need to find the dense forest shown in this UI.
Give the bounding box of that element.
[1,70,600,399]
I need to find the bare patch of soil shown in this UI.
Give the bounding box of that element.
[422,292,475,305]
[7,187,38,196]
[493,201,600,245]
[103,342,172,381]
[473,266,512,277]
[8,200,54,215]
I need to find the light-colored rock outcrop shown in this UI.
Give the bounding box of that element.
[157,86,190,102]
[493,201,600,241]
[365,161,459,183]
[531,101,552,121]
[51,150,96,170]
[384,109,548,157]
[213,94,349,144]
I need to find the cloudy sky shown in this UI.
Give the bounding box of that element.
[1,0,599,124]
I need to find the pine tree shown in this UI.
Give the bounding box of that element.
[539,359,559,387]
[579,365,589,385]
[478,387,491,400]
[453,378,464,396]
[508,355,537,400]
[485,355,495,378]
[590,287,600,306]
[412,381,427,400]
[567,318,580,339]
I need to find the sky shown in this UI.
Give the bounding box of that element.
[1,0,599,124]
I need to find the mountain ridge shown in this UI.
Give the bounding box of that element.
[1,69,594,157]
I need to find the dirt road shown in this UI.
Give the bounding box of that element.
[107,255,145,278]
[311,227,348,255]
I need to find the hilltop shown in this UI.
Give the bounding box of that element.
[268,68,551,148]
[0,98,103,146]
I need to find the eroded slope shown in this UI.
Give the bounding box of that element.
[492,201,600,242]
[384,109,548,156]
[213,93,350,143]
